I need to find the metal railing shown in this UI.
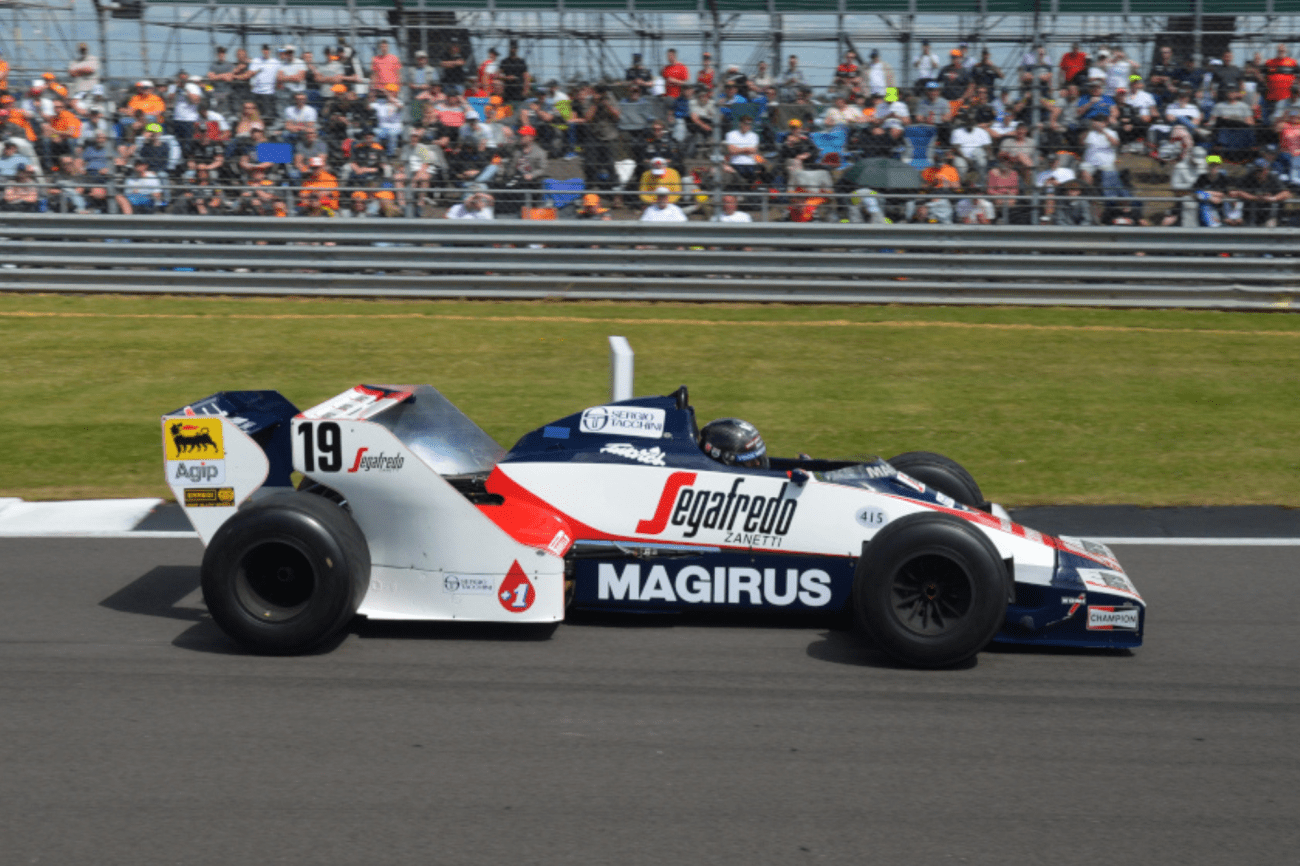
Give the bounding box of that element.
[0,214,1296,309]
[13,177,1276,226]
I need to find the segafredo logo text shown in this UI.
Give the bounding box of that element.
[598,563,832,607]
[346,448,404,473]
[635,472,797,547]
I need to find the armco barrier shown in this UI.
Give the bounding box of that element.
[0,214,1297,309]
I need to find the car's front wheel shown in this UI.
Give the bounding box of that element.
[201,491,370,655]
[854,512,1008,668]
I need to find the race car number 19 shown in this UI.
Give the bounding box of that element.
[298,421,342,472]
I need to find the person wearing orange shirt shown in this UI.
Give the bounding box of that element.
[369,39,402,91]
[662,48,689,100]
[300,155,339,213]
[1263,43,1299,121]
[123,81,166,118]
[1059,43,1088,86]
[0,51,9,92]
[696,52,715,91]
[1,97,39,142]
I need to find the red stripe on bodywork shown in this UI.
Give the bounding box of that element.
[634,471,697,534]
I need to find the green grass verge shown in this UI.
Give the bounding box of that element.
[3,293,1300,506]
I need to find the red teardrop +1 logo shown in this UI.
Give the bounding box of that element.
[498,561,535,613]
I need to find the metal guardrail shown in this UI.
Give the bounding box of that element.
[0,214,1297,309]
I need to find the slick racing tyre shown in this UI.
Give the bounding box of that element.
[853,512,1008,669]
[201,491,370,655]
[886,451,987,510]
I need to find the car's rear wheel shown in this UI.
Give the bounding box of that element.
[201,491,370,655]
[854,512,1007,668]
[886,451,986,510]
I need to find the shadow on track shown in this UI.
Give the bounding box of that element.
[98,564,243,655]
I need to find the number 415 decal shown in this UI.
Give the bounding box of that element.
[297,421,342,473]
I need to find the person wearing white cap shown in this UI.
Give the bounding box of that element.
[639,185,687,221]
[637,155,681,204]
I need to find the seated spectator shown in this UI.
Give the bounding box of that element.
[122,159,163,212]
[921,148,961,190]
[684,84,718,158]
[1051,179,1095,225]
[338,190,370,219]
[904,191,953,223]
[955,179,995,224]
[121,80,165,120]
[914,82,950,126]
[723,114,763,187]
[347,129,387,183]
[778,119,819,184]
[445,191,494,219]
[638,156,681,205]
[371,84,405,153]
[233,101,264,138]
[133,123,172,175]
[1193,154,1233,226]
[633,119,682,175]
[1231,158,1291,226]
[283,91,318,139]
[234,125,274,177]
[396,127,446,197]
[80,131,113,176]
[0,140,30,177]
[949,113,992,178]
[299,155,338,214]
[293,127,329,175]
[1035,150,1078,190]
[237,164,284,216]
[1210,88,1254,129]
[997,123,1037,178]
[985,153,1022,222]
[2,163,43,211]
[576,192,611,220]
[711,192,752,222]
[640,186,688,221]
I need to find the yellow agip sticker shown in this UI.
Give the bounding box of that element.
[163,417,225,461]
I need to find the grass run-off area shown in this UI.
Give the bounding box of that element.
[2,293,1299,506]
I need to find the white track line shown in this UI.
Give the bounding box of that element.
[1093,537,1300,546]
[0,530,198,539]
[0,531,1297,546]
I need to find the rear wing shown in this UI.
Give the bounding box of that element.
[161,390,298,544]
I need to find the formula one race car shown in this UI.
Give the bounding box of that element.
[161,384,1143,667]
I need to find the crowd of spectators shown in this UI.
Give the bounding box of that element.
[2,35,1300,226]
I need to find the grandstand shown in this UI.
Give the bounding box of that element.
[6,0,1300,87]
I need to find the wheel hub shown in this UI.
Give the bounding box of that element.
[891,554,974,637]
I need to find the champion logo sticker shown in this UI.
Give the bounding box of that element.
[498,561,535,613]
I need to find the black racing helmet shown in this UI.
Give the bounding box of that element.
[699,417,769,469]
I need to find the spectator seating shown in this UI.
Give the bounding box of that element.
[543,177,586,211]
[810,127,850,164]
[902,124,938,169]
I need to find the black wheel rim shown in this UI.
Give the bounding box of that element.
[235,541,317,622]
[889,553,974,636]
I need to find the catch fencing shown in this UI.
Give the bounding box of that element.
[0,214,1296,309]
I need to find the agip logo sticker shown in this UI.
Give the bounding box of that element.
[164,418,225,460]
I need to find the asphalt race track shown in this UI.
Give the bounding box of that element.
[0,537,1296,866]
